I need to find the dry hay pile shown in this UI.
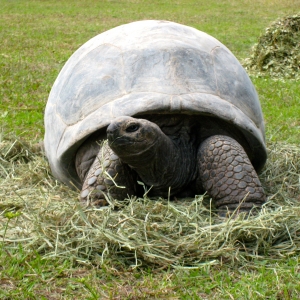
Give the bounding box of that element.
[1,134,300,269]
[243,14,300,79]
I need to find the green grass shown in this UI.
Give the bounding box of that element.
[1,246,300,299]
[254,78,300,144]
[1,0,300,298]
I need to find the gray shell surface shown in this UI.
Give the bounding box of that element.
[44,20,267,188]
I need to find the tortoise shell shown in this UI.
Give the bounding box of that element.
[44,20,266,188]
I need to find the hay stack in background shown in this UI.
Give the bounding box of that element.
[1,135,300,268]
[244,14,300,79]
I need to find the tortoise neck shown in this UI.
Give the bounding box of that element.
[124,128,197,197]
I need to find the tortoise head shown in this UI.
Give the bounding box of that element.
[107,116,163,164]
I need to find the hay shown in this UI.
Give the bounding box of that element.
[243,14,300,79]
[1,135,300,268]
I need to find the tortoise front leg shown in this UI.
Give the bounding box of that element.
[197,135,266,215]
[80,142,138,206]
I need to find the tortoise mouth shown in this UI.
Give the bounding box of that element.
[108,135,159,163]
[108,135,146,147]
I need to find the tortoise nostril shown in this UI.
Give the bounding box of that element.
[126,124,139,133]
[107,123,119,134]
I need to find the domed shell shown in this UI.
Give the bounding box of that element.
[44,20,267,188]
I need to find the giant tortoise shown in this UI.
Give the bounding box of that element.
[44,20,267,214]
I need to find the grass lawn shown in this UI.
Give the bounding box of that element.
[1,0,300,299]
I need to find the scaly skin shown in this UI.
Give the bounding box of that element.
[197,135,266,214]
[79,142,138,205]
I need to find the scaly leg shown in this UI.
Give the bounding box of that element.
[197,135,266,215]
[80,142,138,206]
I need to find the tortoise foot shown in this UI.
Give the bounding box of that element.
[80,142,138,206]
[198,135,266,215]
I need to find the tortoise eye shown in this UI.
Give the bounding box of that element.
[126,124,139,133]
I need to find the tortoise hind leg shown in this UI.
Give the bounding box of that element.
[197,135,266,215]
[79,142,138,206]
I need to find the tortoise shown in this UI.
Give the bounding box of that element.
[44,20,267,214]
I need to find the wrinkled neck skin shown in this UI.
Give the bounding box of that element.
[107,116,197,197]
